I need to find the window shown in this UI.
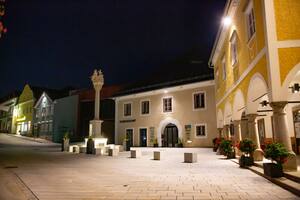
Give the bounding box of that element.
[195,124,206,138]
[245,2,256,40]
[222,56,226,80]
[193,92,205,110]
[163,97,172,113]
[123,103,132,117]
[141,100,150,115]
[230,31,238,66]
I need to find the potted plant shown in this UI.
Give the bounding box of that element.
[62,132,70,152]
[153,138,158,147]
[86,136,94,154]
[212,137,223,152]
[238,138,255,167]
[263,142,289,178]
[176,138,183,148]
[220,139,235,159]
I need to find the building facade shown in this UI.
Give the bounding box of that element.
[114,80,217,149]
[12,85,35,136]
[209,0,300,170]
[0,97,17,133]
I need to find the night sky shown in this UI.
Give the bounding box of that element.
[0,0,226,96]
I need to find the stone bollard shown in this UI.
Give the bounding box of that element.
[153,151,160,160]
[184,153,197,163]
[131,149,141,158]
[108,148,118,156]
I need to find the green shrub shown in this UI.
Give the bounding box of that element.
[220,139,234,156]
[237,138,256,156]
[264,142,290,169]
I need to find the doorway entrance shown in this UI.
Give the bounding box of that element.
[139,128,147,147]
[162,123,178,147]
[126,129,133,151]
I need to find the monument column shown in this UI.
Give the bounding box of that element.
[246,114,263,161]
[90,69,104,138]
[270,101,297,171]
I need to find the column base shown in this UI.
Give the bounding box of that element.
[283,151,298,171]
[89,120,103,138]
[253,148,264,161]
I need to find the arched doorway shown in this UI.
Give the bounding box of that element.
[162,123,178,147]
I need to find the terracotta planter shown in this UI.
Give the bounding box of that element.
[263,163,284,178]
[62,138,69,152]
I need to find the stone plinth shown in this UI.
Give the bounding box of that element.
[131,150,141,158]
[89,120,103,138]
[84,137,107,147]
[153,151,160,160]
[108,148,118,156]
[184,153,197,163]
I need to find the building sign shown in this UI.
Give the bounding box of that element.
[149,127,155,145]
[185,124,191,141]
[119,119,136,123]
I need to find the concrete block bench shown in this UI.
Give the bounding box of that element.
[93,147,104,155]
[131,149,141,158]
[69,145,80,153]
[108,148,118,156]
[184,153,197,163]
[153,151,160,160]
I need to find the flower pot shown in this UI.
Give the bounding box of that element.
[226,151,236,159]
[86,138,94,154]
[62,138,69,152]
[176,143,183,148]
[239,155,254,167]
[263,163,283,178]
[153,144,158,147]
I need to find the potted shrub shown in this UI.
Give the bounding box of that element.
[212,137,223,152]
[176,138,183,148]
[86,136,94,154]
[220,139,235,159]
[153,138,159,147]
[238,138,255,167]
[62,132,70,152]
[263,142,289,178]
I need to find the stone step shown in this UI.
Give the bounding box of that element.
[230,159,300,197]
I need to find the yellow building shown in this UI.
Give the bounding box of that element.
[209,0,300,171]
[12,84,36,136]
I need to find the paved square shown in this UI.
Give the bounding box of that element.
[0,134,299,200]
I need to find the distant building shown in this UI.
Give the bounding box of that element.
[0,92,19,133]
[114,75,217,149]
[33,90,69,140]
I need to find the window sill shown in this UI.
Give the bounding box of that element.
[247,33,256,46]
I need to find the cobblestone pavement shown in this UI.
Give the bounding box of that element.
[0,134,299,200]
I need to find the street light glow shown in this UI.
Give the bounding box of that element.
[223,16,232,26]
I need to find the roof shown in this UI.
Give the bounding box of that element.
[0,90,20,104]
[114,47,214,97]
[31,86,71,101]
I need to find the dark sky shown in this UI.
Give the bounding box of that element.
[0,0,226,96]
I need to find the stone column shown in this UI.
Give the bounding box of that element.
[90,69,104,138]
[223,125,230,139]
[217,128,223,138]
[270,101,297,171]
[246,114,264,161]
[233,120,242,156]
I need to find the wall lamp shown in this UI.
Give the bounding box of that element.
[289,83,300,93]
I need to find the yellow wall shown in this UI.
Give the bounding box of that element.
[215,0,266,102]
[274,0,300,41]
[279,47,300,85]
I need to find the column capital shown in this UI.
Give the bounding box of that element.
[269,101,288,113]
[245,113,258,122]
[232,120,241,125]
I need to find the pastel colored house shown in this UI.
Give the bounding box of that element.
[209,0,300,170]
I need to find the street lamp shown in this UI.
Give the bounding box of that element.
[223,16,232,27]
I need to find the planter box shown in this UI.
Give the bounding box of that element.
[263,163,284,178]
[153,151,160,160]
[86,139,94,154]
[131,150,141,158]
[184,153,197,163]
[226,151,235,159]
[239,156,254,168]
[153,144,158,147]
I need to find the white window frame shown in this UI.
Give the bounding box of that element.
[123,102,132,118]
[230,31,238,66]
[162,96,173,113]
[195,123,207,138]
[244,0,256,41]
[140,99,150,116]
[222,55,226,80]
[192,91,206,111]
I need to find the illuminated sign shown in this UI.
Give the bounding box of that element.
[16,116,26,122]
